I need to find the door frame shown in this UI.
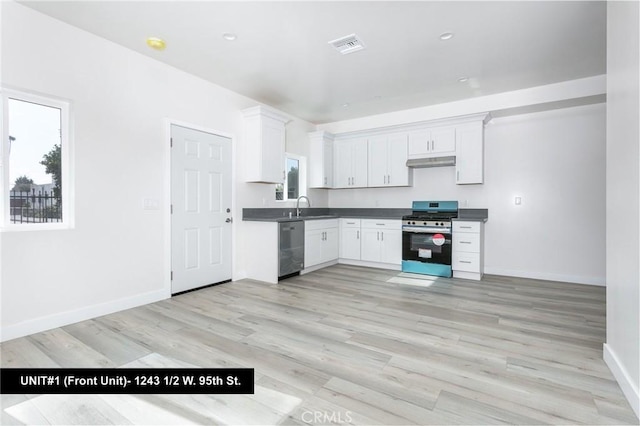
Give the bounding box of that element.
[163,118,236,296]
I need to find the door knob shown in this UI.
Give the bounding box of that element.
[225,218,233,223]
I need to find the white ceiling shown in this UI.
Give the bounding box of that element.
[20,1,606,124]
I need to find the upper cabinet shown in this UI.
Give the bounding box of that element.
[334,138,368,188]
[308,112,489,188]
[455,121,484,184]
[308,131,334,188]
[242,106,290,183]
[368,133,410,187]
[407,125,456,158]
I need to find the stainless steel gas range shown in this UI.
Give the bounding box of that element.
[401,201,458,277]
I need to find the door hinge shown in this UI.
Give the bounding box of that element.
[170,137,173,147]
[171,271,173,281]
[171,204,173,214]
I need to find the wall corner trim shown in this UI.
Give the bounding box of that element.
[603,343,640,420]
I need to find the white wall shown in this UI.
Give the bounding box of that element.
[604,1,640,419]
[0,2,316,340]
[326,104,606,286]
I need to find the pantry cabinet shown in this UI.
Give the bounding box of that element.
[334,138,368,188]
[308,131,334,188]
[242,106,289,183]
[368,133,410,187]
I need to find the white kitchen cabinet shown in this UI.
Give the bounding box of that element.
[455,122,484,184]
[242,106,289,183]
[360,220,402,265]
[305,219,339,268]
[407,125,456,158]
[308,131,334,188]
[452,220,484,280]
[339,219,361,260]
[368,133,410,187]
[334,138,368,188]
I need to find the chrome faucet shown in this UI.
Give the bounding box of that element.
[296,195,311,217]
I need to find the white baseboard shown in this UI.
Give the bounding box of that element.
[603,343,640,420]
[301,259,339,275]
[0,289,170,342]
[338,258,401,271]
[484,266,605,286]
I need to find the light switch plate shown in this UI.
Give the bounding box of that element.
[515,196,522,205]
[143,198,160,210]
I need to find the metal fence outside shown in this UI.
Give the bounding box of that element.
[10,189,62,223]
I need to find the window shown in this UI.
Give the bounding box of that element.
[275,153,306,201]
[1,90,71,228]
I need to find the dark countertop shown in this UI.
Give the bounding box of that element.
[243,207,488,222]
[243,207,410,222]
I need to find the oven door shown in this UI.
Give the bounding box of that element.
[402,226,453,277]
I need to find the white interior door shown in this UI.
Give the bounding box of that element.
[171,124,232,294]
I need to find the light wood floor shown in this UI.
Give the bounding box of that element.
[1,264,638,425]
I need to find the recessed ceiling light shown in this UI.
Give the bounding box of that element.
[458,77,469,83]
[439,32,454,41]
[222,33,237,41]
[146,37,166,50]
[342,103,350,108]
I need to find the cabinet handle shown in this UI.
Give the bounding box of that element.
[283,170,285,180]
[381,231,384,241]
[375,223,385,226]
[377,231,380,241]
[461,226,472,229]
[457,171,460,181]
[431,140,434,151]
[460,260,472,264]
[388,174,391,184]
[461,241,472,244]
[324,176,327,185]
[357,230,359,239]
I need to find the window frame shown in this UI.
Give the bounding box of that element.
[1,88,73,231]
[276,152,307,202]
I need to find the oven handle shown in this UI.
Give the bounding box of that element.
[402,226,451,234]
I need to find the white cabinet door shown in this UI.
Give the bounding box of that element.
[360,228,381,262]
[408,129,430,157]
[455,122,483,184]
[334,140,353,188]
[380,229,402,265]
[352,139,368,188]
[340,228,361,260]
[335,139,368,188]
[407,126,455,158]
[368,133,409,187]
[431,126,456,155]
[387,133,409,186]
[322,228,340,263]
[367,135,388,187]
[304,229,323,268]
[308,131,334,188]
[242,106,288,183]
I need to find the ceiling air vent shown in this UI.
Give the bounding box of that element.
[328,34,366,55]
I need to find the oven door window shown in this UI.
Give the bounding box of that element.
[402,231,452,265]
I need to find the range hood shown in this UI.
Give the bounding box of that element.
[406,156,456,168]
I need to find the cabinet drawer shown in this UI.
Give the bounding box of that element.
[361,219,401,230]
[305,219,338,231]
[452,252,480,272]
[453,221,481,233]
[453,232,480,253]
[340,218,361,229]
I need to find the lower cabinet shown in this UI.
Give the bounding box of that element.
[359,220,402,265]
[452,220,484,280]
[339,219,361,260]
[305,219,339,268]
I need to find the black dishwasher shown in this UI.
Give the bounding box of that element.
[279,221,304,279]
